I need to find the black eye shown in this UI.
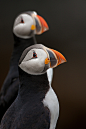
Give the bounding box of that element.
[21,18,24,23]
[33,52,37,58]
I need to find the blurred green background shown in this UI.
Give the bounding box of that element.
[0,0,86,128]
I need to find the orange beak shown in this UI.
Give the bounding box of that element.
[44,47,67,68]
[31,12,49,34]
[36,15,49,33]
[50,49,67,66]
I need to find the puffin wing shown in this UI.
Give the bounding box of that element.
[15,106,51,129]
[34,107,50,129]
[0,66,19,121]
[0,102,51,129]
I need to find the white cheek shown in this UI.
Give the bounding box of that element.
[13,15,34,38]
[19,59,45,75]
[19,49,48,75]
[13,23,31,36]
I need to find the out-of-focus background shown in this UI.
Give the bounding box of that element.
[0,0,86,128]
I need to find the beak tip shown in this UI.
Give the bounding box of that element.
[59,57,67,65]
[63,57,67,62]
[62,59,67,64]
[44,27,49,32]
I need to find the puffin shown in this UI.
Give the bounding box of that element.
[0,11,49,121]
[0,44,66,129]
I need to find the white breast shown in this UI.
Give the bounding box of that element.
[47,68,53,86]
[43,87,59,129]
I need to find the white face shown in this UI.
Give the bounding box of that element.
[13,14,35,39]
[19,48,50,75]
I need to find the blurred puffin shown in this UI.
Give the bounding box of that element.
[0,44,66,129]
[0,11,49,121]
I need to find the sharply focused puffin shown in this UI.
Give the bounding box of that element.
[0,11,49,121]
[0,44,66,129]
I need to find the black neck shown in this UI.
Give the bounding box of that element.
[10,34,36,66]
[18,67,49,101]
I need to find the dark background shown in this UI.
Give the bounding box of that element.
[0,0,86,129]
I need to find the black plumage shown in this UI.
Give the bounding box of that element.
[0,43,66,129]
[0,67,50,129]
[0,34,36,122]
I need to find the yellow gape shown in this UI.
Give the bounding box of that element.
[31,25,36,30]
[45,58,50,64]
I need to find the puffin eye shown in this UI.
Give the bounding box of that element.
[33,51,37,58]
[21,18,24,23]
